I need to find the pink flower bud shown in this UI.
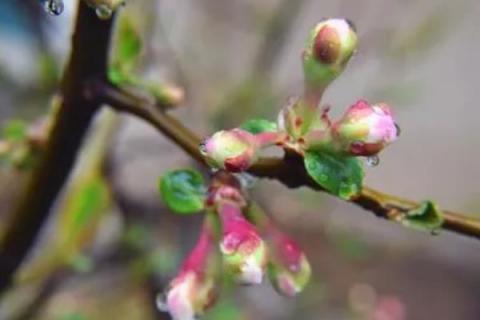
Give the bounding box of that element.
[333,100,398,156]
[244,202,311,297]
[161,215,220,320]
[217,201,267,284]
[266,230,311,297]
[201,129,259,172]
[303,19,358,90]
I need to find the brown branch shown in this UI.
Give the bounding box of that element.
[99,84,480,240]
[0,2,115,294]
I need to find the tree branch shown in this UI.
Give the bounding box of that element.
[99,84,480,240]
[0,2,115,294]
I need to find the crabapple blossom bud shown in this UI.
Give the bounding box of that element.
[246,202,311,297]
[333,100,398,156]
[218,201,267,284]
[201,129,259,172]
[161,215,220,320]
[267,231,311,297]
[303,19,358,90]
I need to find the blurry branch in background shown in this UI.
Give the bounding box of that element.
[97,83,480,241]
[0,1,114,295]
[252,0,306,76]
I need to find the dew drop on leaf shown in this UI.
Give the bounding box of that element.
[236,173,258,189]
[366,155,380,167]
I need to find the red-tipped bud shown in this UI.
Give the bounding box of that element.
[217,201,267,284]
[201,129,259,172]
[266,230,311,297]
[303,19,358,89]
[333,100,398,156]
[160,215,220,320]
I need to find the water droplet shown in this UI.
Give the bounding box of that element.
[156,291,169,312]
[235,173,258,189]
[95,5,113,19]
[395,123,401,137]
[199,140,207,155]
[41,0,64,16]
[366,155,380,167]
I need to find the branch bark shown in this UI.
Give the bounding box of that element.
[0,2,114,294]
[99,84,480,240]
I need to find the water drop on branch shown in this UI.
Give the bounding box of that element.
[95,5,113,19]
[366,155,380,167]
[40,0,64,16]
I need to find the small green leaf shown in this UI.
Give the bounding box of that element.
[304,151,364,200]
[58,175,110,251]
[401,201,444,233]
[107,66,130,85]
[159,169,206,214]
[115,16,142,68]
[3,119,27,141]
[240,118,277,134]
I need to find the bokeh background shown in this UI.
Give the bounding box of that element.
[1,0,480,319]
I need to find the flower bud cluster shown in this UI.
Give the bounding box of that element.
[280,98,399,157]
[201,18,399,173]
[161,172,311,319]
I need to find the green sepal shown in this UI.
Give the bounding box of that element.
[400,201,444,233]
[159,169,206,215]
[304,151,364,200]
[240,118,277,134]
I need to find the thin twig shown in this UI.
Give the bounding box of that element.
[99,84,480,240]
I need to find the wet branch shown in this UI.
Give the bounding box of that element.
[99,83,480,241]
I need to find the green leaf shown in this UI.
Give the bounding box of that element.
[3,119,27,141]
[107,66,130,85]
[115,16,142,68]
[304,151,364,200]
[58,175,110,251]
[159,169,206,214]
[400,200,444,233]
[240,118,277,134]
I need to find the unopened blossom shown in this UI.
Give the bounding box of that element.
[332,100,398,156]
[201,129,259,172]
[266,230,311,297]
[161,215,220,320]
[303,18,358,94]
[217,201,267,284]
[246,203,311,296]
